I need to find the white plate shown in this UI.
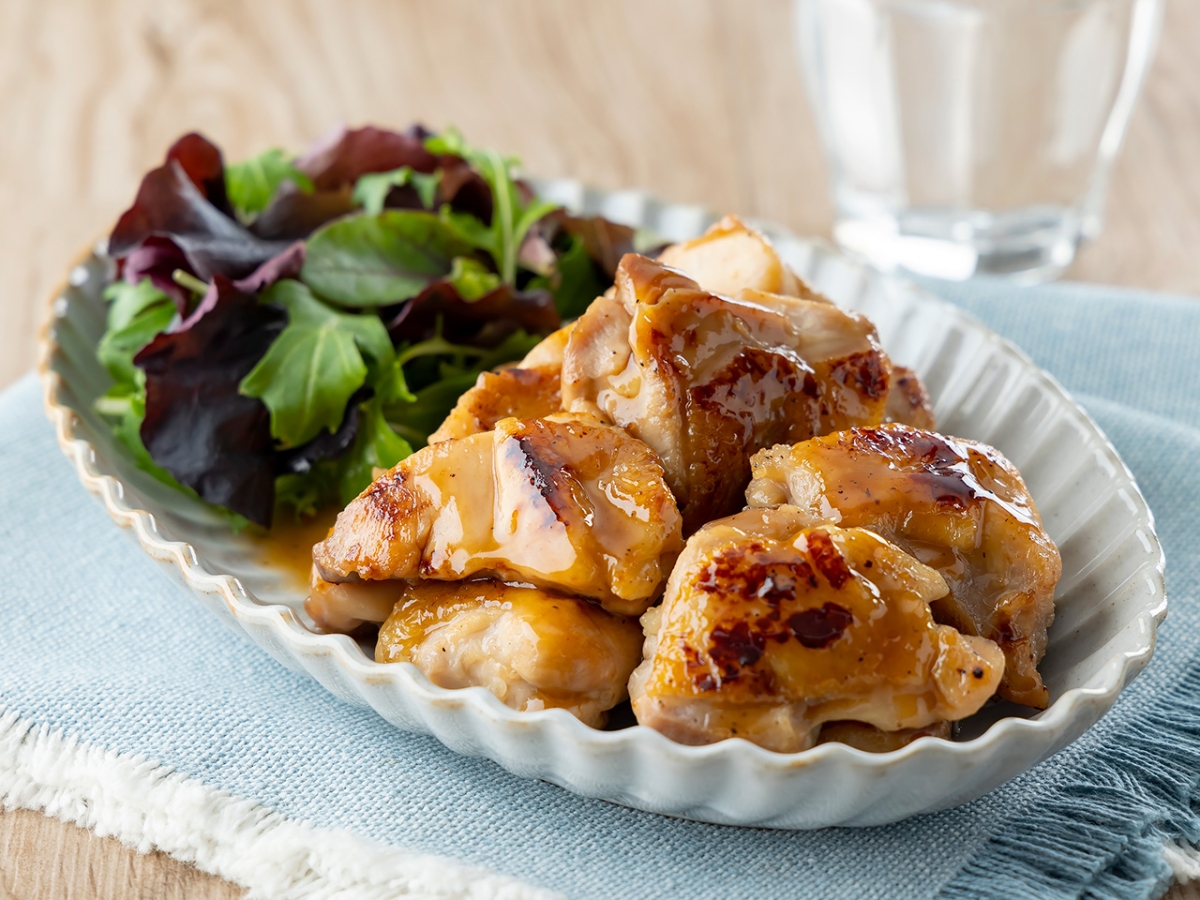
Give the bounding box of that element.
[39,180,1166,828]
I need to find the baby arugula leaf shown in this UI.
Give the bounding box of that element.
[225,149,314,221]
[240,279,394,449]
[353,166,441,215]
[97,280,178,384]
[425,129,557,283]
[300,210,477,306]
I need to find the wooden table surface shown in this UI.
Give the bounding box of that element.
[2,1,1198,897]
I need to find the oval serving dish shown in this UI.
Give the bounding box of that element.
[39,179,1167,829]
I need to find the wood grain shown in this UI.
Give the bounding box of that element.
[2,0,1198,896]
[0,807,243,900]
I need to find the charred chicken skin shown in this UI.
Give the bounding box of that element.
[311,414,682,619]
[747,425,1060,708]
[629,509,1004,752]
[560,253,891,532]
[885,366,936,430]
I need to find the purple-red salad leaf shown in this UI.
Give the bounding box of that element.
[165,132,233,218]
[249,183,360,242]
[387,280,559,348]
[120,236,194,312]
[109,157,293,281]
[558,212,644,279]
[232,241,306,294]
[295,125,436,192]
[134,276,286,527]
[435,154,492,222]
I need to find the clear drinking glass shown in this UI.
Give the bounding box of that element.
[795,0,1164,282]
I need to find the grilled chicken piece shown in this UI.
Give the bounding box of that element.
[658,215,830,303]
[561,254,890,532]
[661,216,937,434]
[629,509,1004,753]
[885,366,936,429]
[428,325,574,444]
[746,425,1060,708]
[312,414,682,617]
[375,580,642,727]
[306,564,403,632]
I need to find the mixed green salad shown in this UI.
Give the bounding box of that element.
[97,125,648,528]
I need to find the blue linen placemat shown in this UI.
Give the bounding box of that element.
[1,278,1198,899]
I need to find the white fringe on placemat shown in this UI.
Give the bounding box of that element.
[1164,842,1200,885]
[0,709,562,900]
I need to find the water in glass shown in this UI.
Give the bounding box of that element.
[795,0,1163,281]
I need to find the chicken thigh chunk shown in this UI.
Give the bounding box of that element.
[885,366,936,429]
[313,414,683,617]
[376,580,643,727]
[747,425,1061,708]
[561,254,891,531]
[629,509,1004,752]
[657,215,833,304]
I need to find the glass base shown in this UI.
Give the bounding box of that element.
[832,207,1087,284]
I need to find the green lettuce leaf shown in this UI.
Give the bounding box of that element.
[300,210,476,306]
[239,279,394,448]
[226,149,314,220]
[446,256,502,301]
[96,280,177,384]
[352,166,441,215]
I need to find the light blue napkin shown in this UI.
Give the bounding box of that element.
[1,279,1198,899]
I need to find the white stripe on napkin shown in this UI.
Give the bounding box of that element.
[0,709,562,900]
